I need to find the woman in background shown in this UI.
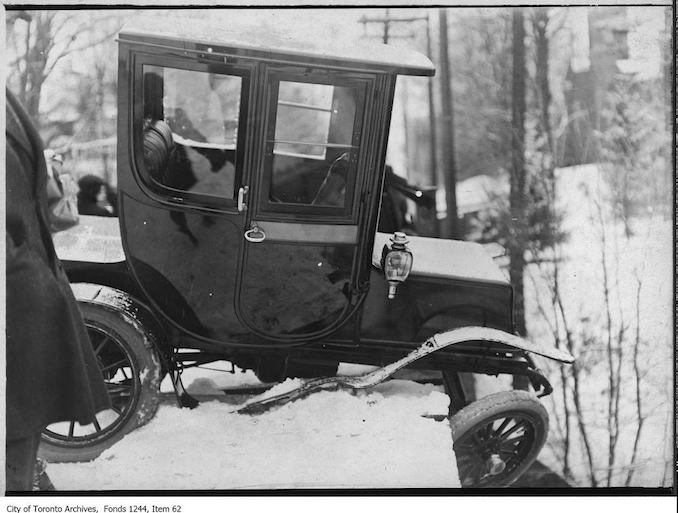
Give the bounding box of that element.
[77,174,115,217]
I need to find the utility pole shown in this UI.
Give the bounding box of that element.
[424,14,438,192]
[382,8,390,43]
[360,10,438,188]
[438,8,459,239]
[360,10,440,236]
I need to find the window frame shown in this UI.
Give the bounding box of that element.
[257,69,369,220]
[131,53,252,211]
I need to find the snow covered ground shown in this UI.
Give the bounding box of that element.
[524,165,673,487]
[47,365,460,490]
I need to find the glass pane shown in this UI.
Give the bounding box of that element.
[141,65,242,200]
[269,81,359,208]
[164,68,241,148]
[275,82,333,158]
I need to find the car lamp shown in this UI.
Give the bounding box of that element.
[381,232,413,299]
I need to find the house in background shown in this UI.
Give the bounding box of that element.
[559,6,668,167]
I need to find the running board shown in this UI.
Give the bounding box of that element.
[235,326,574,415]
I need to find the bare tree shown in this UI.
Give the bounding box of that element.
[6,11,121,129]
[624,271,645,486]
[509,8,527,339]
[597,76,670,236]
[525,5,567,477]
[449,9,512,182]
[529,256,598,486]
[592,197,627,487]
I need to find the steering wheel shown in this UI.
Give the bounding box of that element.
[312,152,349,207]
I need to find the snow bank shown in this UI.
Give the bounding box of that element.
[48,380,459,490]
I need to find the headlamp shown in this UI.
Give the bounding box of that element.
[381,232,413,299]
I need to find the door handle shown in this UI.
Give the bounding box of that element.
[237,186,249,212]
[244,224,266,243]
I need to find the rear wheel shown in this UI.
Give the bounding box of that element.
[449,390,549,488]
[39,303,162,462]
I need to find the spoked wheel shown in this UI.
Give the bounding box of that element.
[39,303,162,462]
[449,390,549,488]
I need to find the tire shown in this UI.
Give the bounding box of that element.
[449,390,549,488]
[39,303,162,462]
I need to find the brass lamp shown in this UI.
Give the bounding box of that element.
[381,232,413,299]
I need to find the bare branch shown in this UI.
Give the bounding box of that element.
[624,273,645,486]
[49,13,80,41]
[547,7,570,36]
[548,244,597,486]
[44,29,118,78]
[526,263,573,480]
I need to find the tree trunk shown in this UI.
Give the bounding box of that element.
[18,13,54,128]
[533,7,554,172]
[509,8,527,337]
[438,8,459,239]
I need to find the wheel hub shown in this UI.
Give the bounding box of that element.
[486,453,507,476]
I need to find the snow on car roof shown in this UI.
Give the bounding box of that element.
[119,16,435,77]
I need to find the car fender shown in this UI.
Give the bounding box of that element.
[432,326,574,364]
[71,283,171,369]
[335,326,574,393]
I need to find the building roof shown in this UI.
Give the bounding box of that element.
[119,16,435,77]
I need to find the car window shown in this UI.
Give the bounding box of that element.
[140,64,245,201]
[267,80,360,209]
[274,82,334,159]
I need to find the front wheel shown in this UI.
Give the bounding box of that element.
[449,390,549,488]
[39,303,162,462]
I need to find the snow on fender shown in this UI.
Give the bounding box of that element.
[70,282,166,398]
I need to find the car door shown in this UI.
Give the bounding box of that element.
[235,68,373,341]
[119,53,256,341]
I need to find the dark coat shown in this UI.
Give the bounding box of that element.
[5,90,111,441]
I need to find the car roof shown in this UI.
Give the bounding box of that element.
[118,16,435,77]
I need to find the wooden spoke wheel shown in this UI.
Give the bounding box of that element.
[39,303,161,462]
[449,391,549,488]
